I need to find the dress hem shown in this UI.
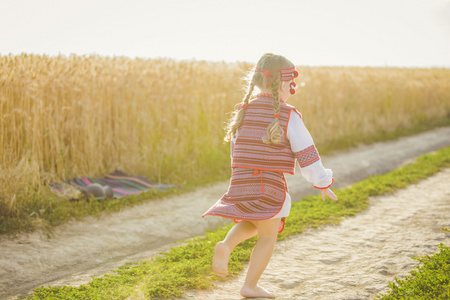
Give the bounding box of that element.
[202,212,286,233]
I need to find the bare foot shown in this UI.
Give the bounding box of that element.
[240,285,275,298]
[212,241,230,278]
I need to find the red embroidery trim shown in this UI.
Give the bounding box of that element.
[263,69,271,85]
[257,93,273,98]
[294,145,320,168]
[251,169,264,193]
[274,114,280,118]
[285,108,303,140]
[314,178,334,190]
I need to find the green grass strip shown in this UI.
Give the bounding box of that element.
[375,239,450,300]
[25,146,450,299]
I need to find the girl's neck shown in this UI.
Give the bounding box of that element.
[258,87,273,94]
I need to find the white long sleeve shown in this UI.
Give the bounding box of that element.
[230,135,237,164]
[286,111,333,189]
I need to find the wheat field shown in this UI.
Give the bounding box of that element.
[1,54,449,230]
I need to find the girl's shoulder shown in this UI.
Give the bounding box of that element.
[281,102,302,119]
[234,97,261,110]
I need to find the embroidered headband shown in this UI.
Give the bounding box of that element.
[255,67,299,85]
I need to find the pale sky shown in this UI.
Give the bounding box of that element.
[1,0,450,67]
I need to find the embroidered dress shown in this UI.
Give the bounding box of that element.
[202,94,333,233]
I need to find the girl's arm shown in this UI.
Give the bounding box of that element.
[286,110,336,200]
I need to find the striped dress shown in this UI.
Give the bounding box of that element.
[202,94,333,233]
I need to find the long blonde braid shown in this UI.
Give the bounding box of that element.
[224,80,255,141]
[262,77,284,145]
[225,53,294,144]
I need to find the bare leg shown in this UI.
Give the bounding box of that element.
[240,218,280,298]
[213,221,258,278]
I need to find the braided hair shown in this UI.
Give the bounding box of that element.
[224,79,255,141]
[261,77,283,144]
[225,53,294,144]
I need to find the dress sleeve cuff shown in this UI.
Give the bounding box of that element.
[314,178,334,189]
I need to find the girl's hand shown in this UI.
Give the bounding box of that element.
[321,188,338,201]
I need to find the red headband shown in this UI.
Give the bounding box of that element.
[255,67,299,85]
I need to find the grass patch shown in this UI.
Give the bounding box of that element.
[376,241,450,300]
[24,146,450,299]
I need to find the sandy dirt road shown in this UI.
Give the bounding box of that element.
[184,168,450,300]
[1,126,450,299]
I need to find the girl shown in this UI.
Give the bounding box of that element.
[202,53,338,298]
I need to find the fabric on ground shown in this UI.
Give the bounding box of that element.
[50,170,177,200]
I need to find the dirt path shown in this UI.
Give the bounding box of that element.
[1,126,450,299]
[185,168,450,300]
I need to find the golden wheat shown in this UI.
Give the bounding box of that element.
[1,54,449,219]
